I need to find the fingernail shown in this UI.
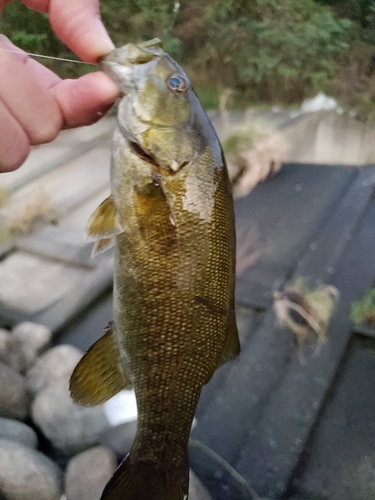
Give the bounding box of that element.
[93,18,116,52]
[98,73,121,101]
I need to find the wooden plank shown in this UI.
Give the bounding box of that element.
[292,338,375,499]
[0,119,115,331]
[196,306,265,421]
[59,187,111,231]
[352,324,375,338]
[0,145,111,232]
[0,117,115,192]
[0,249,113,331]
[192,307,295,490]
[30,257,113,332]
[235,198,375,498]
[56,292,114,348]
[0,251,89,315]
[16,226,98,267]
[235,163,356,309]
[191,176,375,499]
[295,165,375,282]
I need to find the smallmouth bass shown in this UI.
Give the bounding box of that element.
[69,38,240,500]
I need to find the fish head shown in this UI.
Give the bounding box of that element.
[100,39,220,174]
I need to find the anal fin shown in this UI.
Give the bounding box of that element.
[92,237,115,257]
[70,322,131,407]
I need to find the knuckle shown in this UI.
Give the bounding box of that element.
[0,105,31,172]
[1,143,30,173]
[29,112,63,145]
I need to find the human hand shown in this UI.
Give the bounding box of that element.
[0,0,120,172]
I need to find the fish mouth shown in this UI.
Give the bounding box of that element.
[99,41,163,94]
[129,141,176,176]
[99,39,163,65]
[129,141,159,169]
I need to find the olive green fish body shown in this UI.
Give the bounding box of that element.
[69,39,239,500]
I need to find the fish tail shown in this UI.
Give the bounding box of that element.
[100,453,189,500]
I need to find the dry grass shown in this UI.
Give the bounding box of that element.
[2,188,55,235]
[223,124,289,198]
[0,185,9,209]
[274,278,339,351]
[236,226,263,274]
[351,286,375,326]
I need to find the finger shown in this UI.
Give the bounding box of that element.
[0,100,30,173]
[18,0,114,61]
[0,0,13,10]
[0,48,63,145]
[0,34,61,89]
[26,57,61,88]
[21,0,49,12]
[51,71,119,128]
[49,0,114,61]
[0,34,28,63]
[21,0,115,62]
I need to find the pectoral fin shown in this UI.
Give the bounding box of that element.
[70,322,132,407]
[86,196,123,241]
[91,237,115,257]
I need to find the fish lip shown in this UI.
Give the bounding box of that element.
[99,43,163,96]
[99,43,161,66]
[99,58,134,94]
[97,54,106,64]
[99,46,129,65]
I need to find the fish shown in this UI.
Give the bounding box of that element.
[69,38,240,500]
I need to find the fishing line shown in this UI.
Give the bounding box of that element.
[1,48,97,65]
[189,439,261,499]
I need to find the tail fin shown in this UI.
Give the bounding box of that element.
[100,454,189,500]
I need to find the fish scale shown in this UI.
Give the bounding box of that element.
[69,39,239,500]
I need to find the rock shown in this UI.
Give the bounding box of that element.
[0,330,25,375]
[0,417,38,449]
[65,446,117,500]
[0,439,61,500]
[0,323,51,375]
[64,449,212,500]
[26,345,82,395]
[3,336,25,374]
[189,471,213,500]
[32,379,110,455]
[7,322,52,373]
[0,328,10,365]
[12,322,51,353]
[0,361,29,420]
[98,421,137,459]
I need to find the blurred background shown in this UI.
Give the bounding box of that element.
[1,2,375,500]
[1,0,375,120]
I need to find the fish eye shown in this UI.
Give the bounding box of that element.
[167,74,190,94]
